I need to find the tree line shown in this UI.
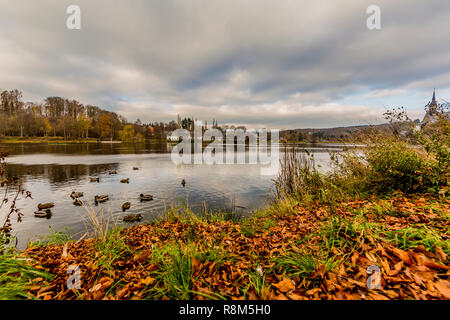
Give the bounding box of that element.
[0,88,248,142]
[0,89,180,141]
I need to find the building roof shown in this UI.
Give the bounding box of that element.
[421,89,441,128]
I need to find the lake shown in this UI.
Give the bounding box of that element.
[0,142,345,249]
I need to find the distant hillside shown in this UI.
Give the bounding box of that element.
[280,123,396,142]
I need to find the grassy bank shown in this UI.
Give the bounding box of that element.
[20,194,449,300]
[0,236,52,299]
[1,110,449,300]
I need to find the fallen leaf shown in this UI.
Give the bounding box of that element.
[272,278,295,293]
[434,280,450,299]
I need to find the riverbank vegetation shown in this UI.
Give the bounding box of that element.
[20,194,449,300]
[0,107,449,300]
[0,136,100,144]
[0,89,239,143]
[0,89,178,141]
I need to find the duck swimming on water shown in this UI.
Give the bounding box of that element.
[70,192,84,199]
[122,202,131,212]
[34,209,52,219]
[140,194,153,202]
[38,203,54,210]
[94,195,109,205]
[123,214,142,222]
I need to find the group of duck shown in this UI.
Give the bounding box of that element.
[34,167,186,223]
[34,202,55,218]
[88,167,139,183]
[35,192,153,222]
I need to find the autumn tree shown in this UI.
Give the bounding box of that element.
[43,118,52,136]
[78,114,92,139]
[0,88,173,140]
[121,124,135,141]
[98,113,113,140]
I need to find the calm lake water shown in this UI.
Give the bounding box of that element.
[0,142,344,249]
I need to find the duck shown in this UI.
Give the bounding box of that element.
[140,194,153,202]
[90,177,100,183]
[1,178,8,187]
[109,170,118,175]
[70,191,84,199]
[34,209,52,218]
[181,179,186,187]
[123,214,142,223]
[38,203,54,210]
[122,202,131,212]
[94,195,109,205]
[120,178,130,184]
[73,199,83,206]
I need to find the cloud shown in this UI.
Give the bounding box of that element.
[0,0,449,128]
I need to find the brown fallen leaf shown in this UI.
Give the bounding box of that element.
[248,288,259,300]
[434,280,450,299]
[89,283,102,293]
[116,285,130,299]
[92,289,105,300]
[306,288,321,296]
[272,278,295,293]
[434,246,447,263]
[141,276,156,286]
[391,247,413,265]
[366,291,389,300]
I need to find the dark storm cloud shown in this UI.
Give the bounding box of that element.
[0,0,449,128]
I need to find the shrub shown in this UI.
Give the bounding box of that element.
[365,140,441,194]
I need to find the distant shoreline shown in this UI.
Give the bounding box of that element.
[0,137,118,144]
[0,135,363,145]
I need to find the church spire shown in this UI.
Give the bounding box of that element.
[428,88,437,112]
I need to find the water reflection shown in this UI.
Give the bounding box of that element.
[5,163,119,185]
[0,142,340,249]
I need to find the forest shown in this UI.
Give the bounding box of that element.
[0,89,180,141]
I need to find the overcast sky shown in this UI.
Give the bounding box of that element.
[0,0,449,128]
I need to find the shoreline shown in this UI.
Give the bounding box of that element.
[16,193,450,300]
[0,137,105,144]
[0,136,365,145]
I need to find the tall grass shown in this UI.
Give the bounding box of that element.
[381,225,450,255]
[275,146,330,201]
[79,201,119,241]
[146,242,195,300]
[76,202,130,273]
[1,235,52,299]
[29,226,72,247]
[94,227,131,271]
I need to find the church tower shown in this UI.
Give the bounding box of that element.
[429,89,437,112]
[421,89,439,128]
